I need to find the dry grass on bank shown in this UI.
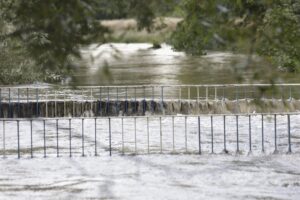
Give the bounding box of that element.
[101,17,182,43]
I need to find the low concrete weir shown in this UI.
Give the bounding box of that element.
[1,99,300,118]
[2,84,300,118]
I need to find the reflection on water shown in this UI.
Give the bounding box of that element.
[73,43,298,86]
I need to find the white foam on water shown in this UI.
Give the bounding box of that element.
[0,115,299,199]
[0,155,300,199]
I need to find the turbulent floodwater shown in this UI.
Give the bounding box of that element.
[2,43,300,199]
[1,115,300,199]
[1,155,300,200]
[73,43,299,86]
[1,115,300,157]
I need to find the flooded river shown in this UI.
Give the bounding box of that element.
[73,43,298,86]
[1,43,300,200]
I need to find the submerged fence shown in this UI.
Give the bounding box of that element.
[1,84,300,118]
[1,84,299,158]
[1,84,300,102]
[1,113,299,158]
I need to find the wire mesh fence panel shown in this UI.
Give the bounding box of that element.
[0,113,299,158]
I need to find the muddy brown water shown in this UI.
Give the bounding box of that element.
[73,43,300,86]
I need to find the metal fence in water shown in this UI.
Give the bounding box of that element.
[1,84,300,103]
[1,84,300,118]
[1,113,299,159]
[0,84,299,158]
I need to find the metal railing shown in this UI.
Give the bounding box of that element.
[1,84,300,118]
[1,113,299,159]
[0,84,300,103]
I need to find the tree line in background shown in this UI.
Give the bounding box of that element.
[170,0,300,75]
[0,0,299,84]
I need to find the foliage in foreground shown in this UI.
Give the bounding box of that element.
[170,0,300,72]
[1,0,299,84]
[0,0,178,84]
[0,0,109,84]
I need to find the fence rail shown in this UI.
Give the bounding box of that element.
[1,113,299,159]
[1,84,300,118]
[0,84,300,103]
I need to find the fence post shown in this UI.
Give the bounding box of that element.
[161,86,164,114]
[211,115,214,154]
[185,116,187,153]
[122,117,124,154]
[287,114,292,153]
[17,88,20,117]
[30,120,33,158]
[69,118,72,157]
[214,87,217,101]
[106,88,110,115]
[99,87,102,116]
[90,88,93,111]
[147,117,150,154]
[274,114,278,153]
[0,88,2,118]
[26,88,29,118]
[94,118,97,156]
[109,118,112,156]
[160,116,162,153]
[235,87,239,113]
[222,86,225,101]
[43,119,46,158]
[206,87,208,101]
[116,88,119,115]
[55,91,57,117]
[125,87,128,114]
[249,115,252,153]
[236,115,239,153]
[198,116,201,155]
[46,91,48,117]
[82,118,85,157]
[2,121,5,158]
[81,89,85,116]
[134,117,137,154]
[143,86,146,114]
[8,88,11,118]
[63,91,66,117]
[179,87,182,102]
[151,86,154,113]
[56,119,59,157]
[197,87,199,103]
[17,120,20,159]
[261,114,264,153]
[36,88,39,117]
[134,87,137,113]
[223,115,227,153]
[172,116,175,152]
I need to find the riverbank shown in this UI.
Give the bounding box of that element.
[101,17,182,44]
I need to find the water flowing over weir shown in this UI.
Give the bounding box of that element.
[1,84,300,118]
[0,84,300,158]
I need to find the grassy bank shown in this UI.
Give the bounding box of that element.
[101,17,182,44]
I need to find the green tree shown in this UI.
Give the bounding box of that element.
[0,0,178,84]
[1,0,108,80]
[170,0,300,72]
